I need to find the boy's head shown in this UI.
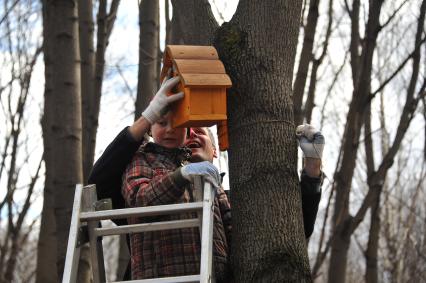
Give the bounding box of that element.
[151,112,186,149]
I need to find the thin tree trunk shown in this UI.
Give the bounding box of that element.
[79,0,96,183]
[135,0,159,119]
[293,0,320,125]
[46,0,83,279]
[36,2,57,282]
[328,1,383,281]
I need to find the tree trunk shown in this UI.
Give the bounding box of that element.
[365,189,381,283]
[79,0,96,183]
[293,0,320,125]
[135,0,159,119]
[44,0,83,279]
[215,1,311,281]
[36,2,58,282]
[172,0,310,281]
[328,1,383,282]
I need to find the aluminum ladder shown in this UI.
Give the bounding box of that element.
[62,177,215,283]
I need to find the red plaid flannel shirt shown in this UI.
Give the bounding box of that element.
[122,142,231,281]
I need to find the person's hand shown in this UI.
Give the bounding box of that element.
[296,124,325,159]
[141,76,184,124]
[181,161,221,188]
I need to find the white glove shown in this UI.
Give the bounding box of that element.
[296,124,325,159]
[181,161,221,188]
[141,76,184,124]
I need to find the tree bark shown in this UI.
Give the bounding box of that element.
[45,0,83,279]
[215,1,310,281]
[172,0,310,281]
[135,0,159,119]
[79,0,96,183]
[36,2,58,282]
[293,0,320,125]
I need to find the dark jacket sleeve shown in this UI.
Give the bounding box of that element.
[300,170,323,238]
[88,127,142,214]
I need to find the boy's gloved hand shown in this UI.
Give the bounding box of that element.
[296,124,325,159]
[181,161,221,188]
[142,76,184,124]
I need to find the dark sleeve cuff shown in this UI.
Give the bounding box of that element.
[170,167,190,188]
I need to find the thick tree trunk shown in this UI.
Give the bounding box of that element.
[215,1,310,281]
[135,0,159,118]
[45,0,83,279]
[172,0,310,281]
[36,2,58,282]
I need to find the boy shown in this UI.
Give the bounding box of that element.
[121,77,230,281]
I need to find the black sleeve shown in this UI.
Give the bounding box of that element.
[300,170,323,238]
[88,127,142,215]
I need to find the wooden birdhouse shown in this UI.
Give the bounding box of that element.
[160,45,232,150]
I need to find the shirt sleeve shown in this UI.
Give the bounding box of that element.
[88,127,142,212]
[122,155,189,207]
[300,170,323,238]
[216,187,232,249]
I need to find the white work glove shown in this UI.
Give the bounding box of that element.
[181,161,221,189]
[141,76,184,124]
[296,124,325,159]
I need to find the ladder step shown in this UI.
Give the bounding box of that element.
[113,274,200,283]
[94,219,200,237]
[80,202,204,221]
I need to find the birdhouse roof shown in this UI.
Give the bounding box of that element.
[160,45,232,88]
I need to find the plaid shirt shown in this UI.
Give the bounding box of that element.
[122,142,231,281]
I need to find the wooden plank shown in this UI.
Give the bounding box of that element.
[173,59,226,74]
[80,202,203,221]
[113,274,200,283]
[167,45,218,60]
[181,73,232,87]
[94,219,200,237]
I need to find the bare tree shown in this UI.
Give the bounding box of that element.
[172,1,311,281]
[0,1,43,282]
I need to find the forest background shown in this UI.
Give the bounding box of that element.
[0,0,425,282]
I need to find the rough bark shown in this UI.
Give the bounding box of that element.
[36,2,58,282]
[293,0,320,125]
[135,0,159,118]
[172,1,310,281]
[79,0,96,183]
[215,1,310,281]
[44,0,83,279]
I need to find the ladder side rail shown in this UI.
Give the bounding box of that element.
[62,184,84,283]
[80,202,204,222]
[193,177,203,240]
[82,185,106,283]
[199,180,215,283]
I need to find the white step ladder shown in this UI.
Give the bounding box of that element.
[63,177,215,283]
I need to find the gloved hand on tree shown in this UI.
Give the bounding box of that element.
[296,124,325,159]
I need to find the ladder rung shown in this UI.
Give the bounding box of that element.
[113,274,200,283]
[94,219,200,237]
[80,202,204,221]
